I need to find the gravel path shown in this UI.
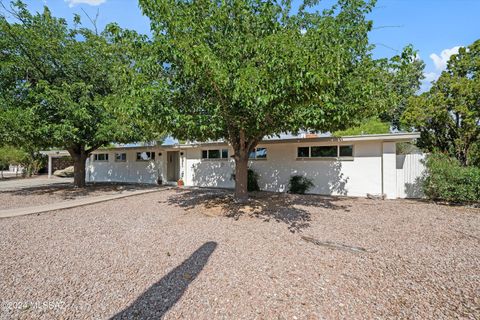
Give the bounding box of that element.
[0,189,479,319]
[0,183,158,210]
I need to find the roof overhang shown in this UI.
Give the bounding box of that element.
[41,133,421,154]
[166,132,421,148]
[40,150,71,157]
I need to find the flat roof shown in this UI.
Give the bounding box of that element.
[41,132,420,154]
[172,133,421,148]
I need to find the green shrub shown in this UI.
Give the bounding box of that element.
[288,175,315,194]
[423,153,480,204]
[247,169,260,192]
[231,168,260,192]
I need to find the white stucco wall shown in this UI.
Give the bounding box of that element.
[250,141,382,196]
[183,141,383,197]
[86,140,426,198]
[184,148,235,188]
[86,149,161,184]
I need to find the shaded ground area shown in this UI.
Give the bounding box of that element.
[0,188,479,319]
[166,188,350,232]
[0,181,158,210]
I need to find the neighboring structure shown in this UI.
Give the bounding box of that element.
[40,150,71,179]
[54,133,424,199]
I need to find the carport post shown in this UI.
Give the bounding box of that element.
[48,155,52,179]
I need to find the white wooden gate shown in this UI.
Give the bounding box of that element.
[396,153,425,198]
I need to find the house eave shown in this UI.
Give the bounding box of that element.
[41,133,420,154]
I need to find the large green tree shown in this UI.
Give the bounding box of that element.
[140,0,416,201]
[402,40,480,166]
[0,1,149,187]
[382,44,425,129]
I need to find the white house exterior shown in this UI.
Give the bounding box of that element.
[76,133,425,199]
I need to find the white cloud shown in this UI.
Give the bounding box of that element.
[423,72,438,83]
[65,0,106,8]
[420,46,463,91]
[429,46,461,71]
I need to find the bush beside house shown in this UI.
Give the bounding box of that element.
[423,153,480,204]
[288,176,315,195]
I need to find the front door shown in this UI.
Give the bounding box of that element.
[167,151,180,181]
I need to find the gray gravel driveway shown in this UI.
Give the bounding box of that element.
[0,176,73,192]
[0,189,478,319]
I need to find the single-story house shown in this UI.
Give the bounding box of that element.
[43,133,425,199]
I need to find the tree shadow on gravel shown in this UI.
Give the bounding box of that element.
[2,182,158,200]
[111,241,217,320]
[165,188,350,233]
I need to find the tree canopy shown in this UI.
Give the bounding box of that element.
[333,117,390,136]
[139,0,421,200]
[381,44,425,129]
[402,39,480,166]
[0,1,152,186]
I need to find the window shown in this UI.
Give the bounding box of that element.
[297,147,310,158]
[339,145,353,157]
[136,151,155,161]
[297,145,353,159]
[249,147,267,159]
[209,149,220,159]
[311,146,337,158]
[202,149,229,159]
[93,153,109,161]
[115,153,127,162]
[222,149,229,159]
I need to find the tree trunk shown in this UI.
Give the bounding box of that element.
[70,151,88,188]
[234,152,249,202]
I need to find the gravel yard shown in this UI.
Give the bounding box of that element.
[0,188,479,319]
[0,183,158,210]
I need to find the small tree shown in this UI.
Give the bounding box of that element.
[140,0,413,201]
[0,146,26,178]
[0,1,150,187]
[402,40,480,166]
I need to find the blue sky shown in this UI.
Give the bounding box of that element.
[12,0,480,91]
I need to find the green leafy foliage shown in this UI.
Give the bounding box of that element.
[402,40,480,166]
[423,153,480,204]
[0,145,45,177]
[288,175,315,194]
[247,169,260,192]
[333,117,390,136]
[139,0,418,200]
[0,1,152,186]
[0,146,27,170]
[381,45,425,129]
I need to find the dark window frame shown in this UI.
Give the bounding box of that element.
[201,148,229,160]
[297,145,354,159]
[339,145,354,157]
[249,147,267,159]
[93,153,109,162]
[114,153,127,162]
[311,146,337,158]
